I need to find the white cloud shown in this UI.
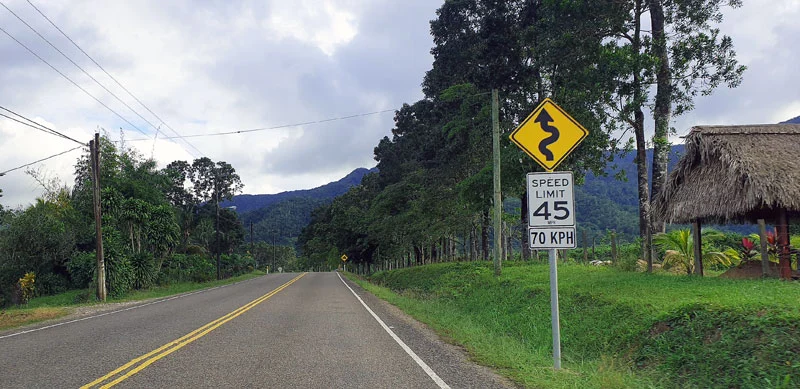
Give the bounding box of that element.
[3,0,796,210]
[0,0,437,209]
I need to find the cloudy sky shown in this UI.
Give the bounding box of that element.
[1,0,798,209]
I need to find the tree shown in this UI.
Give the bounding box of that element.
[648,0,745,233]
[189,158,243,205]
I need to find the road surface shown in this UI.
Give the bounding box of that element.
[0,272,513,388]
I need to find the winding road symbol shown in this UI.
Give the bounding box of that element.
[508,98,589,172]
[534,108,558,161]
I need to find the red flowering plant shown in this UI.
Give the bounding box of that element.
[739,229,780,263]
[739,237,760,262]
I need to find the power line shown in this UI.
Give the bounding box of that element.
[0,1,168,144]
[0,25,151,139]
[125,109,396,141]
[0,105,85,145]
[0,145,83,176]
[24,0,206,158]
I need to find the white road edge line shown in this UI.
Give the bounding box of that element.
[0,275,265,340]
[336,271,451,389]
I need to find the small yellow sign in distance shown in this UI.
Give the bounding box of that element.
[341,254,348,262]
[509,98,589,172]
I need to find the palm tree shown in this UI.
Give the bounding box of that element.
[653,229,733,275]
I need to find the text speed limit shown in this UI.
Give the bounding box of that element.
[529,227,576,249]
[527,172,575,227]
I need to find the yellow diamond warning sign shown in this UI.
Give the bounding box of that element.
[509,98,589,172]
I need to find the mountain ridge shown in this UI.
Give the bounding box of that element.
[223,167,377,213]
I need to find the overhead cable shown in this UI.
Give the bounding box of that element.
[0,145,84,176]
[0,25,151,139]
[0,106,85,145]
[0,1,168,143]
[125,109,396,141]
[24,0,205,158]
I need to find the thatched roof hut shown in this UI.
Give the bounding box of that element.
[654,124,800,225]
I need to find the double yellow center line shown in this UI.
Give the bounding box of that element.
[82,273,307,389]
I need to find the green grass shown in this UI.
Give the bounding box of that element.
[349,262,800,388]
[1,271,266,330]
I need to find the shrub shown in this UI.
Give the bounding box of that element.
[68,251,96,288]
[17,272,36,305]
[185,245,205,255]
[102,226,133,297]
[158,254,215,283]
[130,252,157,289]
[105,253,133,298]
[36,272,69,296]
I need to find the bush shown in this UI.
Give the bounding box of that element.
[185,245,205,255]
[105,253,133,298]
[102,226,133,297]
[17,272,36,305]
[68,251,96,288]
[221,254,255,277]
[158,254,215,283]
[36,272,69,296]
[130,252,157,289]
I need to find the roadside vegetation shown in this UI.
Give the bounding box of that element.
[0,136,296,315]
[0,270,265,332]
[351,261,799,389]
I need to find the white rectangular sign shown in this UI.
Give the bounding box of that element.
[529,227,577,249]
[527,172,575,227]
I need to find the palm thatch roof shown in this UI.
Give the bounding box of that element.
[654,124,800,224]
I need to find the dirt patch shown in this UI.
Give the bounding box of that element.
[0,307,69,331]
[649,321,672,337]
[719,260,781,279]
[0,299,156,335]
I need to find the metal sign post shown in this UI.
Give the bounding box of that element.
[548,249,561,369]
[527,171,575,370]
[509,98,587,370]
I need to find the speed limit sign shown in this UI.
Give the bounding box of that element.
[528,172,575,227]
[527,172,576,249]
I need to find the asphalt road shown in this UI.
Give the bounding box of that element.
[0,272,513,388]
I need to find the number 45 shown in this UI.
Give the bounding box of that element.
[533,201,570,220]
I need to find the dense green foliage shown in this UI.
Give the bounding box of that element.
[297,0,746,271]
[0,136,265,306]
[359,262,799,388]
[299,1,634,271]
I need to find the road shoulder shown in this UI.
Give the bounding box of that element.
[339,272,518,389]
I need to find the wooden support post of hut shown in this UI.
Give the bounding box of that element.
[693,220,703,276]
[653,124,800,280]
[777,209,792,279]
[758,219,770,277]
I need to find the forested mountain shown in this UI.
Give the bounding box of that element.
[575,144,685,242]
[221,168,375,213]
[783,115,800,124]
[230,168,376,245]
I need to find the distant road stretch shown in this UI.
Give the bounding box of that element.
[1,272,511,388]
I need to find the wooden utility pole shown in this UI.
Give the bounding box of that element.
[491,88,502,276]
[215,180,221,280]
[90,133,107,301]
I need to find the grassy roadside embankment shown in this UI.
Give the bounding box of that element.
[0,270,266,332]
[348,262,800,389]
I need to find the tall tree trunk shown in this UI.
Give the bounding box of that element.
[633,0,653,270]
[521,193,531,260]
[481,210,490,261]
[650,0,671,235]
